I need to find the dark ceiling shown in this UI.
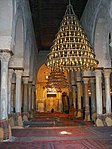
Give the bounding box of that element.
[29,0,88,51]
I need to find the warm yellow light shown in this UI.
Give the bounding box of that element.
[46,2,98,71]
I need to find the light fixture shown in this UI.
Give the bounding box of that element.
[46,70,68,92]
[46,1,98,71]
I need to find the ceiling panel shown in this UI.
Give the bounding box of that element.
[29,0,88,51]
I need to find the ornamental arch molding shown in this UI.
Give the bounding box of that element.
[9,7,25,69]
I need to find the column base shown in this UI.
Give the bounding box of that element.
[95,113,112,127]
[76,109,83,118]
[15,112,23,127]
[84,111,90,121]
[0,118,12,141]
[91,112,97,122]
[22,112,29,121]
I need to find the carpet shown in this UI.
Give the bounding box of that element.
[0,138,111,149]
[12,126,96,138]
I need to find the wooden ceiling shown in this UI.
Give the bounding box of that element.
[29,0,88,51]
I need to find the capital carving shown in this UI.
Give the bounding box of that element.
[103,69,111,78]
[0,51,12,62]
[22,76,29,84]
[83,78,89,84]
[15,70,23,78]
[95,69,102,78]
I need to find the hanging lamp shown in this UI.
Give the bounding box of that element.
[46,70,68,92]
[46,1,98,71]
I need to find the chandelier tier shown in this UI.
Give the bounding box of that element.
[46,70,68,92]
[47,2,98,71]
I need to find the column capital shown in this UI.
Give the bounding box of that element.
[22,76,29,84]
[0,50,12,62]
[15,69,23,78]
[76,71,81,82]
[103,68,111,77]
[29,75,33,82]
[83,77,89,84]
[95,69,102,77]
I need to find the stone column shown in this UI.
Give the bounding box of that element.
[76,72,82,110]
[102,85,106,113]
[95,69,103,115]
[8,69,14,114]
[76,71,82,117]
[0,51,12,140]
[32,84,35,110]
[90,78,96,118]
[71,71,76,109]
[11,83,15,112]
[22,76,29,112]
[34,90,36,110]
[68,70,73,106]
[58,92,62,112]
[77,82,82,108]
[28,81,32,112]
[15,70,23,113]
[103,69,111,113]
[83,78,90,121]
[0,52,11,119]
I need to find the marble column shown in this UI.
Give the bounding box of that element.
[83,78,90,121]
[76,72,82,112]
[103,69,111,113]
[0,52,11,119]
[28,81,32,112]
[8,69,14,114]
[68,70,73,106]
[90,78,96,115]
[102,85,106,113]
[77,82,82,110]
[95,69,103,115]
[32,85,35,110]
[58,92,62,112]
[71,71,76,109]
[22,76,29,112]
[11,83,15,112]
[34,90,36,110]
[15,70,23,113]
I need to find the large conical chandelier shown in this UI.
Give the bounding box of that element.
[46,70,68,92]
[47,1,98,71]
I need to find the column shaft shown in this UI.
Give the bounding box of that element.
[0,52,11,119]
[68,71,73,106]
[104,69,111,113]
[23,84,28,112]
[95,69,103,115]
[28,82,32,111]
[71,72,76,109]
[0,62,8,119]
[15,70,23,113]
[11,83,15,112]
[83,78,90,121]
[23,77,29,112]
[90,78,96,114]
[77,82,82,109]
[8,69,14,114]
